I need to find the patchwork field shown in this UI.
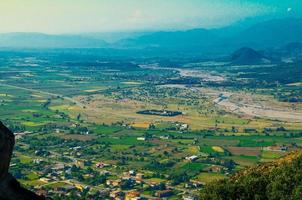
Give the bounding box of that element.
[0,52,301,199]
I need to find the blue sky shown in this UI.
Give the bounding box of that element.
[0,0,300,33]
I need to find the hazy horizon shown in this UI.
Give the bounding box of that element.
[0,0,300,34]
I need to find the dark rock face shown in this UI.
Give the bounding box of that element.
[0,122,46,200]
[0,122,14,180]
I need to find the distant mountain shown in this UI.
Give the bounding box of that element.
[0,33,107,48]
[1,18,302,54]
[116,18,302,55]
[81,32,147,43]
[231,47,269,65]
[232,18,302,49]
[279,42,302,60]
[260,42,302,63]
[201,150,302,200]
[118,29,221,51]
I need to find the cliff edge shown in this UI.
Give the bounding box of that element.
[0,122,46,200]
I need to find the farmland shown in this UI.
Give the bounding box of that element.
[0,50,301,199]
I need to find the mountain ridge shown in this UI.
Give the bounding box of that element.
[0,18,302,56]
[0,32,108,48]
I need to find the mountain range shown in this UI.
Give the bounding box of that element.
[118,18,302,54]
[0,18,301,56]
[0,33,107,48]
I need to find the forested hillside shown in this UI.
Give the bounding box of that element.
[201,150,302,200]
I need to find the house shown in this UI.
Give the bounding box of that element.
[185,180,203,188]
[125,191,141,200]
[129,170,136,176]
[122,170,136,177]
[14,131,31,139]
[71,123,80,128]
[75,160,84,167]
[35,149,50,157]
[205,165,224,173]
[52,163,65,170]
[183,195,199,200]
[98,189,110,198]
[159,135,170,140]
[136,173,144,179]
[96,162,110,168]
[156,190,173,198]
[106,179,122,187]
[281,146,289,151]
[35,189,48,197]
[265,145,288,151]
[148,182,162,190]
[70,146,82,151]
[185,155,198,161]
[99,170,111,175]
[135,173,144,184]
[180,123,189,131]
[110,190,125,200]
[137,137,146,141]
[33,159,44,164]
[135,178,144,184]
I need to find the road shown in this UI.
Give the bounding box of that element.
[0,83,86,108]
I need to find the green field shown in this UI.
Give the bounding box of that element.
[0,51,301,199]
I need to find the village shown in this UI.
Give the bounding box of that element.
[11,123,298,200]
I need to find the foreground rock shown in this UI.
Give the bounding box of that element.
[0,122,45,200]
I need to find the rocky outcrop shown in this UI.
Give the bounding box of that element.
[0,122,46,200]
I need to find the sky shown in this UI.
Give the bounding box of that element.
[0,0,301,33]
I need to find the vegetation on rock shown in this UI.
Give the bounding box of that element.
[201,150,302,200]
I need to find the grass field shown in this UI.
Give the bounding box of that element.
[195,173,227,184]
[0,53,301,199]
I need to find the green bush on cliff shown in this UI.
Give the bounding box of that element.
[201,151,302,200]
